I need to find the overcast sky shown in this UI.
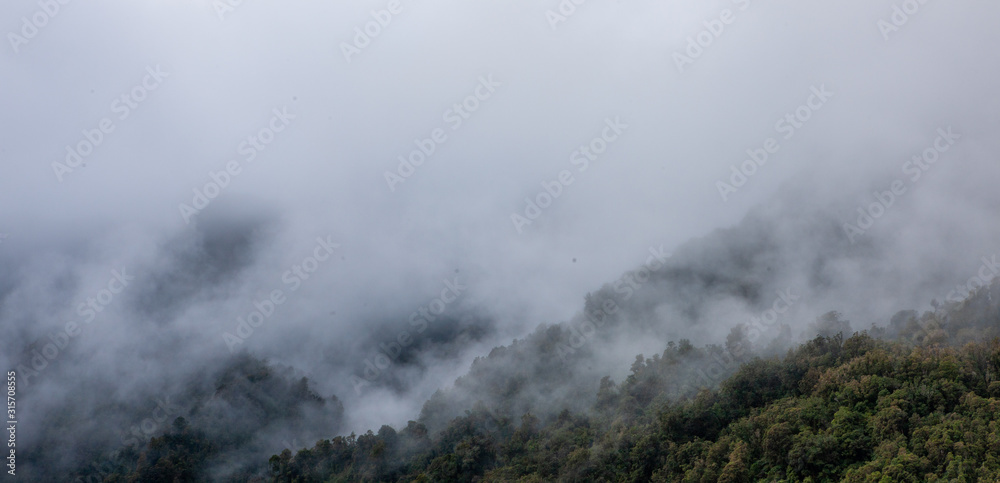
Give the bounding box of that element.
[3,0,1000,470]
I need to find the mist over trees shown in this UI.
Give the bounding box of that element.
[49,196,1000,481]
[5,2,1000,482]
[81,270,1000,482]
[270,280,1000,482]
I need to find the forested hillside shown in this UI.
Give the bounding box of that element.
[71,354,344,482]
[87,276,1000,482]
[266,278,1000,482]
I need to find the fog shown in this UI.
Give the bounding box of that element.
[2,0,1000,479]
